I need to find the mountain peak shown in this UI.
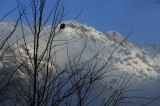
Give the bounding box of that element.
[0,21,160,80]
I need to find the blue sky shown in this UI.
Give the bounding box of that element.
[0,0,160,45]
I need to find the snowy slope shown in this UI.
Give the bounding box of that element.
[1,21,160,105]
[1,21,160,80]
[54,21,160,80]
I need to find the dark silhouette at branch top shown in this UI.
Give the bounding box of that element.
[60,23,65,30]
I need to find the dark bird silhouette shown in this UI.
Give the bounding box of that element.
[60,23,65,30]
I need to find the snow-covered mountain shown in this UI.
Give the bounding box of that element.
[57,21,160,80]
[1,21,160,105]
